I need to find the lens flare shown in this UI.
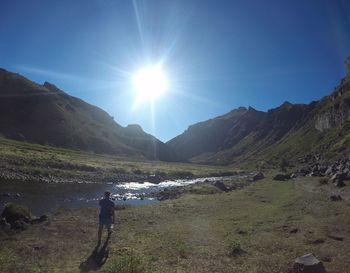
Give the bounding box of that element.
[133,65,168,101]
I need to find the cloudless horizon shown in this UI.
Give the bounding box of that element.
[1,0,350,142]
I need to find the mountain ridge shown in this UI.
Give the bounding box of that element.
[167,73,350,166]
[0,68,180,161]
[2,66,350,166]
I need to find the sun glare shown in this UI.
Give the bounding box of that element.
[132,65,168,102]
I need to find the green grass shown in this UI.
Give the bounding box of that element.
[103,249,146,273]
[1,176,350,272]
[0,249,43,273]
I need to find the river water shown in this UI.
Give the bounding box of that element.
[0,176,238,215]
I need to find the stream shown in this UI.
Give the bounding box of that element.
[0,176,239,215]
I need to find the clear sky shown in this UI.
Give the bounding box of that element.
[1,0,350,142]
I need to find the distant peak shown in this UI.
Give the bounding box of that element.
[248,106,257,111]
[226,106,247,113]
[228,106,247,114]
[267,101,297,113]
[277,101,293,110]
[126,124,144,132]
[275,101,293,110]
[282,101,292,106]
[43,82,63,93]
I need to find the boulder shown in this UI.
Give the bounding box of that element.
[148,174,162,184]
[213,181,229,192]
[329,172,346,187]
[39,215,48,222]
[228,185,237,191]
[31,215,49,224]
[12,219,29,230]
[249,172,264,182]
[330,195,342,201]
[293,253,327,273]
[290,173,297,179]
[273,174,290,181]
[319,166,327,174]
[0,218,11,230]
[1,203,32,227]
[311,164,319,172]
[298,169,308,176]
[329,174,337,182]
[0,218,7,226]
[345,169,350,180]
[334,180,345,187]
[290,228,298,234]
[325,166,333,176]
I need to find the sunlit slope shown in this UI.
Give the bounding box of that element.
[168,74,350,166]
[0,68,179,161]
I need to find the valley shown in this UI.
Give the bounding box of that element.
[1,65,350,273]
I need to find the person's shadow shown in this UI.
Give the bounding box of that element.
[79,236,110,272]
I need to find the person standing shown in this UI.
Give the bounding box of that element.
[97,191,115,244]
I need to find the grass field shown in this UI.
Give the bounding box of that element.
[1,175,349,273]
[0,136,237,183]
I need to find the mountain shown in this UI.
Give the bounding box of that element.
[0,68,179,161]
[167,73,350,166]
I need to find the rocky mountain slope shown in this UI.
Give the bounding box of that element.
[167,73,350,166]
[0,68,179,161]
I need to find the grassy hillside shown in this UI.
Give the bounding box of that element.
[219,77,350,168]
[1,176,349,272]
[0,136,235,183]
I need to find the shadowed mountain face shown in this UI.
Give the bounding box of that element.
[2,67,349,166]
[168,74,350,165]
[0,68,179,161]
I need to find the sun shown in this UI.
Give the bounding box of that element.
[132,65,168,102]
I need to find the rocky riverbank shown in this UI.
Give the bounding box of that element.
[147,173,261,201]
[298,157,350,185]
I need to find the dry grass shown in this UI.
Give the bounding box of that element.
[0,136,236,183]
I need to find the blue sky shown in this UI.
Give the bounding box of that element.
[1,0,350,142]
